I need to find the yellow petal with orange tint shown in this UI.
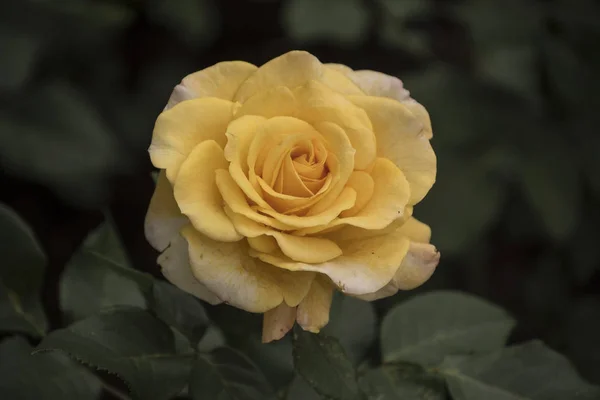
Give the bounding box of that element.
[150,98,233,182]
[174,140,242,242]
[296,276,334,333]
[339,171,374,218]
[181,225,314,312]
[166,61,257,109]
[295,81,375,170]
[157,233,222,305]
[216,169,294,231]
[234,51,362,103]
[262,303,296,343]
[349,95,436,205]
[254,228,412,295]
[225,206,342,263]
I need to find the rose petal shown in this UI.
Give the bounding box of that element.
[181,225,314,312]
[224,115,271,208]
[235,85,297,119]
[354,241,440,301]
[348,69,411,102]
[295,157,411,235]
[295,81,376,170]
[253,227,412,295]
[225,207,342,263]
[174,140,242,242]
[260,187,357,229]
[216,169,295,231]
[144,170,188,252]
[325,64,433,139]
[150,98,233,182]
[157,233,222,305]
[262,303,297,343]
[166,61,258,109]
[296,276,334,333]
[349,95,436,205]
[234,51,362,103]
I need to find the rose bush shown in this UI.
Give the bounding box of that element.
[145,51,439,342]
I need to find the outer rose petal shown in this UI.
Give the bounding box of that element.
[149,98,233,182]
[233,51,362,103]
[145,170,187,252]
[262,303,297,343]
[174,140,242,242]
[349,95,436,205]
[166,61,258,109]
[325,64,433,139]
[252,228,412,296]
[296,276,334,333]
[181,225,314,312]
[353,217,438,301]
[157,233,222,305]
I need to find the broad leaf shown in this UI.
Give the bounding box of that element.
[286,374,320,400]
[441,340,600,400]
[0,336,102,400]
[208,305,294,390]
[0,203,47,337]
[190,347,274,400]
[323,294,377,364]
[60,220,148,322]
[35,307,193,400]
[359,363,447,400]
[381,291,515,366]
[150,280,210,346]
[292,327,361,400]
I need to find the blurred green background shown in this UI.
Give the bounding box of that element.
[1,0,599,390]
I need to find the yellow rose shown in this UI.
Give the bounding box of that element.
[145,51,439,343]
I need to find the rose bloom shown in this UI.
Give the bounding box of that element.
[145,51,439,342]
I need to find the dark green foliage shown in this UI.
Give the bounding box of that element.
[1,0,600,399]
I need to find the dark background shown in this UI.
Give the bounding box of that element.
[1,0,599,388]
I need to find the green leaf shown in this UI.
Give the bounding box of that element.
[0,203,47,337]
[60,220,148,322]
[440,340,600,400]
[381,291,515,366]
[190,347,274,400]
[282,0,369,46]
[0,83,122,208]
[150,280,210,346]
[208,305,294,390]
[292,327,361,400]
[323,295,377,365]
[359,363,447,400]
[35,307,193,400]
[0,336,102,400]
[286,374,320,400]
